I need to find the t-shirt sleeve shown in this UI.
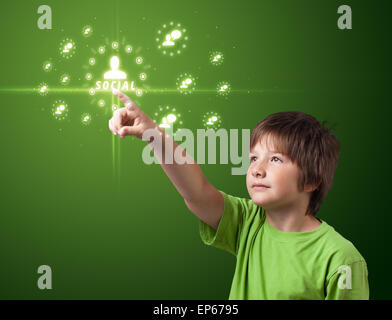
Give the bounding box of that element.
[199,190,250,256]
[325,260,369,300]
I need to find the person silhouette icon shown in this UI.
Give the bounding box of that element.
[104,56,127,80]
[162,30,182,47]
[162,34,175,47]
[63,43,73,53]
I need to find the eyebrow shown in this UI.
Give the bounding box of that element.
[249,150,284,155]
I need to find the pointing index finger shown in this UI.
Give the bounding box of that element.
[112,89,137,110]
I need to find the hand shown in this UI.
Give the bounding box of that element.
[109,89,156,139]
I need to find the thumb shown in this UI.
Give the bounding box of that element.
[118,126,138,138]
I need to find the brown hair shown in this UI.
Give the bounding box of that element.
[250,111,340,216]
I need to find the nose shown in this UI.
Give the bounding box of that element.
[252,162,266,178]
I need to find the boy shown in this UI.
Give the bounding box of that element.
[109,89,369,300]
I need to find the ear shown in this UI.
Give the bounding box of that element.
[304,182,320,193]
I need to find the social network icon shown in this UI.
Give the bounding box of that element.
[63,43,73,53]
[55,106,64,115]
[62,77,68,82]
[213,55,221,62]
[162,30,182,47]
[220,85,228,92]
[159,117,171,128]
[45,64,50,69]
[180,78,192,89]
[84,28,90,34]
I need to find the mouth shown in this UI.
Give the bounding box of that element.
[252,183,270,190]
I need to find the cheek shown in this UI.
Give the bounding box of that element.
[246,172,252,190]
[272,168,300,193]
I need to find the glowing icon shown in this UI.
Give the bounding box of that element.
[136,56,143,64]
[216,81,231,97]
[98,99,105,107]
[63,43,72,53]
[203,111,222,130]
[56,104,65,114]
[52,100,69,120]
[157,22,188,56]
[81,113,92,125]
[38,83,48,96]
[176,73,196,94]
[89,58,96,65]
[207,116,218,125]
[153,105,183,129]
[162,30,182,47]
[60,74,70,85]
[59,38,76,59]
[125,45,133,54]
[98,46,105,54]
[160,114,177,128]
[89,88,96,96]
[139,73,147,81]
[112,104,119,112]
[104,56,127,80]
[112,41,119,49]
[82,25,93,37]
[85,73,92,81]
[180,78,192,89]
[136,89,143,97]
[42,60,52,72]
[210,51,224,66]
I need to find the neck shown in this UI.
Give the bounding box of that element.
[265,196,320,232]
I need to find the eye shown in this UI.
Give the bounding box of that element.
[271,156,282,163]
[250,156,257,163]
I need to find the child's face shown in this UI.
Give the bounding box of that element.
[246,136,305,210]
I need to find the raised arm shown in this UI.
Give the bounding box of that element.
[108,90,223,229]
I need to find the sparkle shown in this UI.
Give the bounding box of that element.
[89,58,96,65]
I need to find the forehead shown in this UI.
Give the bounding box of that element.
[250,133,283,154]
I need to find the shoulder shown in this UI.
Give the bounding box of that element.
[321,221,367,278]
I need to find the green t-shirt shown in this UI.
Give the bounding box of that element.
[199,190,369,300]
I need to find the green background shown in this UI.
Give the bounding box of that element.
[0,0,390,299]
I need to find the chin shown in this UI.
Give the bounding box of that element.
[249,192,271,207]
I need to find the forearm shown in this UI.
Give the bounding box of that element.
[146,126,208,202]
